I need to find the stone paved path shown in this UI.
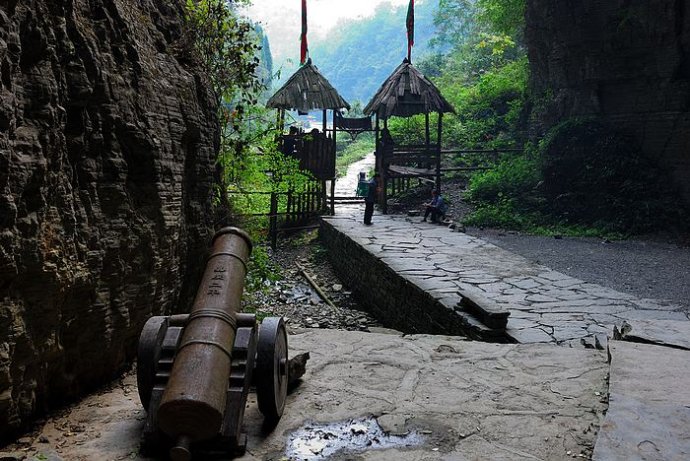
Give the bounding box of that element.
[323,208,690,345]
[593,339,690,460]
[332,152,375,197]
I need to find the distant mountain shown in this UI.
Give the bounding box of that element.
[298,0,440,105]
[254,24,273,87]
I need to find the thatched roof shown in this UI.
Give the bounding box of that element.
[267,59,350,112]
[364,59,455,118]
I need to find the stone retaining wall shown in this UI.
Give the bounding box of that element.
[320,220,494,339]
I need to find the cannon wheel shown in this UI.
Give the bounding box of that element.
[137,316,168,411]
[255,317,288,426]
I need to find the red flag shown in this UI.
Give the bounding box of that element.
[406,0,414,62]
[301,0,308,65]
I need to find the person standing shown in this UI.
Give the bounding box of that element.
[363,173,380,225]
[356,172,368,197]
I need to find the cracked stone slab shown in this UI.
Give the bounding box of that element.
[615,320,690,350]
[0,330,605,460]
[322,211,690,344]
[239,330,607,460]
[593,341,690,460]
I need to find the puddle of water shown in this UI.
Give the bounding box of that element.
[285,416,425,460]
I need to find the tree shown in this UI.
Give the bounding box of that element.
[476,0,526,37]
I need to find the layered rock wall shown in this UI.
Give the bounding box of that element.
[0,0,218,438]
[526,0,690,202]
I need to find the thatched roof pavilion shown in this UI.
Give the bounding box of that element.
[267,59,350,112]
[364,59,454,118]
[266,59,350,215]
[364,59,455,212]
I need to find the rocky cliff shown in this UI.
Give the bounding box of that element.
[526,0,690,202]
[0,0,218,439]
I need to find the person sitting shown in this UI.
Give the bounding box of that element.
[423,189,447,223]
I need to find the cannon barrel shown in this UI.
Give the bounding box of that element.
[157,227,252,453]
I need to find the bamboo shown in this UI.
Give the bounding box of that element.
[295,262,338,310]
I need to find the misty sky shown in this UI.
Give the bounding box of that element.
[241,0,411,64]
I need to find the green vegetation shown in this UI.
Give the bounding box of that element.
[185,0,314,229]
[184,0,305,290]
[418,0,527,150]
[246,244,281,293]
[465,118,686,236]
[538,118,685,234]
[444,56,527,148]
[412,0,684,236]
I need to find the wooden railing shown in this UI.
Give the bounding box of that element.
[281,134,336,180]
[388,145,439,167]
[380,146,523,201]
[227,180,327,248]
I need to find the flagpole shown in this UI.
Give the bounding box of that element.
[406,0,414,63]
[301,0,308,65]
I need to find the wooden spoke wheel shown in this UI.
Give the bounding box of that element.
[136,316,167,411]
[255,317,289,426]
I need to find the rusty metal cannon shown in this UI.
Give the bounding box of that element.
[136,227,290,460]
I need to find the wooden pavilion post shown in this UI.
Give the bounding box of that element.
[374,111,380,174]
[436,112,443,193]
[276,109,283,132]
[330,108,336,214]
[381,116,388,214]
[425,112,430,146]
[425,112,431,171]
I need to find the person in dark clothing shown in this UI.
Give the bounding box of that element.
[356,172,368,197]
[423,189,447,223]
[363,173,380,225]
[380,127,393,147]
[281,126,299,155]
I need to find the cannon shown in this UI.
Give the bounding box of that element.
[136,227,290,460]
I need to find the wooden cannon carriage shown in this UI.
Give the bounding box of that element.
[136,228,292,460]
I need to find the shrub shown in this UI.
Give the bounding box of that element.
[539,118,685,233]
[465,150,541,209]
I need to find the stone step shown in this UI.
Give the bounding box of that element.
[457,291,511,330]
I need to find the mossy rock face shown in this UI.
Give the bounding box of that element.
[539,118,684,233]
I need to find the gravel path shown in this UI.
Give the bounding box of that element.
[243,231,383,332]
[466,228,690,312]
